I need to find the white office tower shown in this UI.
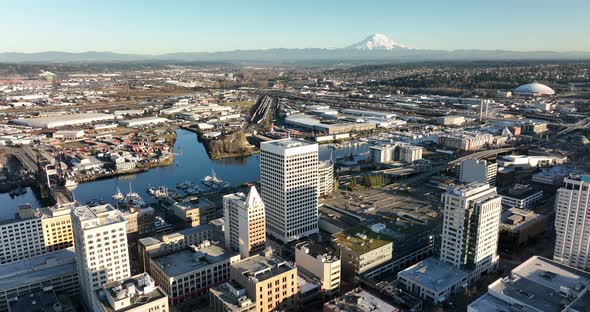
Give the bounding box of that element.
[459,158,497,186]
[260,138,319,243]
[440,183,502,282]
[223,186,266,259]
[72,204,130,309]
[554,174,590,271]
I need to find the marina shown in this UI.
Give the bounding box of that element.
[0,128,358,214]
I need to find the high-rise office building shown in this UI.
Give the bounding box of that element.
[260,138,319,243]
[554,174,590,271]
[224,186,266,258]
[440,183,502,281]
[71,204,130,308]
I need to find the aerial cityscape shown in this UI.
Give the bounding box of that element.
[1,1,590,312]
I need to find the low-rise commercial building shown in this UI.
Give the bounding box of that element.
[209,281,257,312]
[522,121,548,134]
[532,166,579,185]
[332,230,393,280]
[397,257,467,304]
[498,184,543,209]
[53,129,85,140]
[341,109,396,119]
[230,251,299,312]
[0,248,79,311]
[138,224,218,273]
[285,114,376,135]
[438,133,493,151]
[93,273,169,312]
[324,287,400,312]
[468,256,590,312]
[499,208,546,250]
[161,196,216,227]
[149,241,240,305]
[497,155,566,169]
[7,288,65,312]
[118,117,169,127]
[437,115,465,126]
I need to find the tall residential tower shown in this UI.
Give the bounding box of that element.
[260,138,319,243]
[554,174,590,271]
[440,183,502,281]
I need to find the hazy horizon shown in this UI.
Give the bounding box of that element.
[2,0,590,54]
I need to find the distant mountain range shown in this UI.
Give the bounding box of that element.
[1,34,589,64]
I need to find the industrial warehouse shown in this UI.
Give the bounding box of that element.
[11,113,115,129]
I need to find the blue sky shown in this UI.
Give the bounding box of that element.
[1,0,589,53]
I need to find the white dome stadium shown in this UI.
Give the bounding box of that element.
[513,82,555,96]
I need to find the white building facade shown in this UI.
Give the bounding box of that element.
[318,160,334,196]
[554,174,590,271]
[459,158,497,186]
[295,241,341,295]
[71,204,130,308]
[0,217,45,264]
[440,183,502,282]
[260,139,319,243]
[223,186,266,259]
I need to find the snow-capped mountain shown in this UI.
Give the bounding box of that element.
[3,33,589,63]
[346,33,407,50]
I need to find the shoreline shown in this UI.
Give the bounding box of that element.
[73,129,178,184]
[180,125,258,160]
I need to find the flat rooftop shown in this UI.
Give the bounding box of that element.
[469,293,525,312]
[95,273,167,312]
[139,223,216,247]
[479,256,590,312]
[324,288,398,312]
[8,289,62,312]
[500,208,544,231]
[261,137,317,149]
[72,204,126,229]
[499,184,542,200]
[446,182,491,197]
[153,244,233,277]
[398,257,467,293]
[0,248,76,290]
[168,197,215,211]
[332,227,393,255]
[296,241,339,261]
[209,282,255,310]
[231,254,295,284]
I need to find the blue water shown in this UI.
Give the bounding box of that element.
[0,187,42,220]
[0,129,364,212]
[71,129,261,205]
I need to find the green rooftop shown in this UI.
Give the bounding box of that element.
[332,226,393,254]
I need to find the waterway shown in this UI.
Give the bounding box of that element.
[0,129,362,217]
